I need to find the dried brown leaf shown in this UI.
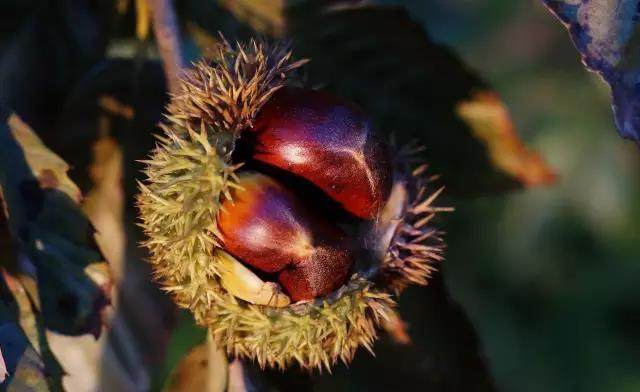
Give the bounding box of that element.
[98,96,135,120]
[8,114,81,202]
[456,91,556,186]
[83,135,125,282]
[0,114,112,337]
[218,0,286,36]
[135,0,150,40]
[381,311,411,345]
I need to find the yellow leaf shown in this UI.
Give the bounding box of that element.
[456,91,556,187]
[116,0,130,14]
[381,311,411,345]
[135,0,150,40]
[218,0,285,36]
[82,135,125,283]
[1,271,40,352]
[98,96,134,120]
[7,114,82,202]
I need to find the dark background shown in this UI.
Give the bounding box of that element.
[401,1,640,391]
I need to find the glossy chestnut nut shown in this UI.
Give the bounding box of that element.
[217,172,354,301]
[251,87,393,219]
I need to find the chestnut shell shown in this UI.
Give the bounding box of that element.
[251,87,393,219]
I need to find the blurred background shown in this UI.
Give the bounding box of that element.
[1,1,639,391]
[405,1,640,391]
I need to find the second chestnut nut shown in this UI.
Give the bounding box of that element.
[217,172,354,302]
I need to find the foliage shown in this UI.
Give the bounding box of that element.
[542,0,640,142]
[0,0,636,391]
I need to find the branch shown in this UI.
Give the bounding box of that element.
[146,0,183,95]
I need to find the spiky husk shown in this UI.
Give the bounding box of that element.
[136,38,398,370]
[165,37,308,134]
[137,124,395,370]
[381,143,450,294]
[137,123,237,311]
[204,277,394,370]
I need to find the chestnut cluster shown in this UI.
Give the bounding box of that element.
[217,87,392,302]
[137,39,447,369]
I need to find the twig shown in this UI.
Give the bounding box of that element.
[206,336,228,392]
[146,0,183,95]
[227,359,248,392]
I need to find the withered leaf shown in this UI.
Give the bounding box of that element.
[82,134,125,281]
[0,272,61,391]
[218,0,285,36]
[8,114,81,203]
[0,321,49,392]
[456,91,555,186]
[0,114,111,337]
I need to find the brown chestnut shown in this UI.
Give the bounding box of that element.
[217,172,353,301]
[251,87,393,219]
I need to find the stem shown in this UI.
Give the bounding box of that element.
[227,359,247,392]
[146,0,183,95]
[206,335,228,392]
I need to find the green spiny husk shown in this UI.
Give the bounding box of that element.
[137,38,443,371]
[381,142,450,294]
[202,277,394,370]
[136,120,396,370]
[165,37,308,135]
